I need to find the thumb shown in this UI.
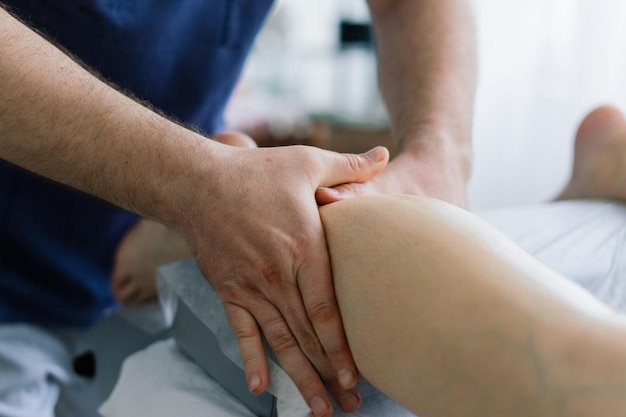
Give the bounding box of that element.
[319,146,389,187]
[316,182,372,206]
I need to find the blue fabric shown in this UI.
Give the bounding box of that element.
[0,0,274,327]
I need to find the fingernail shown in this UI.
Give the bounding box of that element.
[310,396,328,417]
[323,187,340,196]
[340,392,360,412]
[366,147,385,162]
[249,374,261,392]
[338,368,356,389]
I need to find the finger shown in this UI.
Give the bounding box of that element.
[276,283,362,413]
[317,146,389,187]
[212,132,258,149]
[115,282,141,307]
[287,199,362,411]
[315,187,341,206]
[110,272,130,291]
[297,233,360,399]
[224,303,270,395]
[328,383,362,414]
[315,182,374,206]
[254,304,334,417]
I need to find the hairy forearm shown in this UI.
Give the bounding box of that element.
[0,8,217,225]
[368,0,476,175]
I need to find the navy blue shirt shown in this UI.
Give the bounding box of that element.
[0,0,274,326]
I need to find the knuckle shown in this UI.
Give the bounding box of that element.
[264,318,298,353]
[270,331,298,353]
[345,154,366,173]
[231,323,257,341]
[300,337,323,358]
[308,300,337,323]
[260,263,284,287]
[215,275,244,297]
[217,275,258,301]
[323,344,345,360]
[241,352,263,370]
[296,374,319,393]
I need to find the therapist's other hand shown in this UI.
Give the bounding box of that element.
[316,145,469,208]
[184,142,388,416]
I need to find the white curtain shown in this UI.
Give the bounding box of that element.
[240,1,626,209]
[470,0,626,209]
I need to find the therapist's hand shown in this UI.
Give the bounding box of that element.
[111,133,257,307]
[316,144,470,208]
[182,139,389,417]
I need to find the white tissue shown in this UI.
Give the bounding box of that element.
[155,259,415,417]
[101,257,415,417]
[99,339,256,417]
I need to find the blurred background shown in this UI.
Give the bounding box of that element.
[224,0,626,210]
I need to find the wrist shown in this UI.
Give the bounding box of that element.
[129,119,223,233]
[395,131,472,206]
[399,130,472,183]
[382,149,467,207]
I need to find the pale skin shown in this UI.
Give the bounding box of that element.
[115,106,626,415]
[321,194,626,417]
[0,0,476,414]
[319,105,626,416]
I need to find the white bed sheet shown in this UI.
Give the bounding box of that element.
[478,199,626,312]
[100,199,626,417]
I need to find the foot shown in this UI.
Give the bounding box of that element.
[558,106,626,200]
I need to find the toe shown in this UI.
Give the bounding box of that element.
[576,106,626,145]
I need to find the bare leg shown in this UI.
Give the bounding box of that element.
[558,106,626,200]
[320,194,626,417]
